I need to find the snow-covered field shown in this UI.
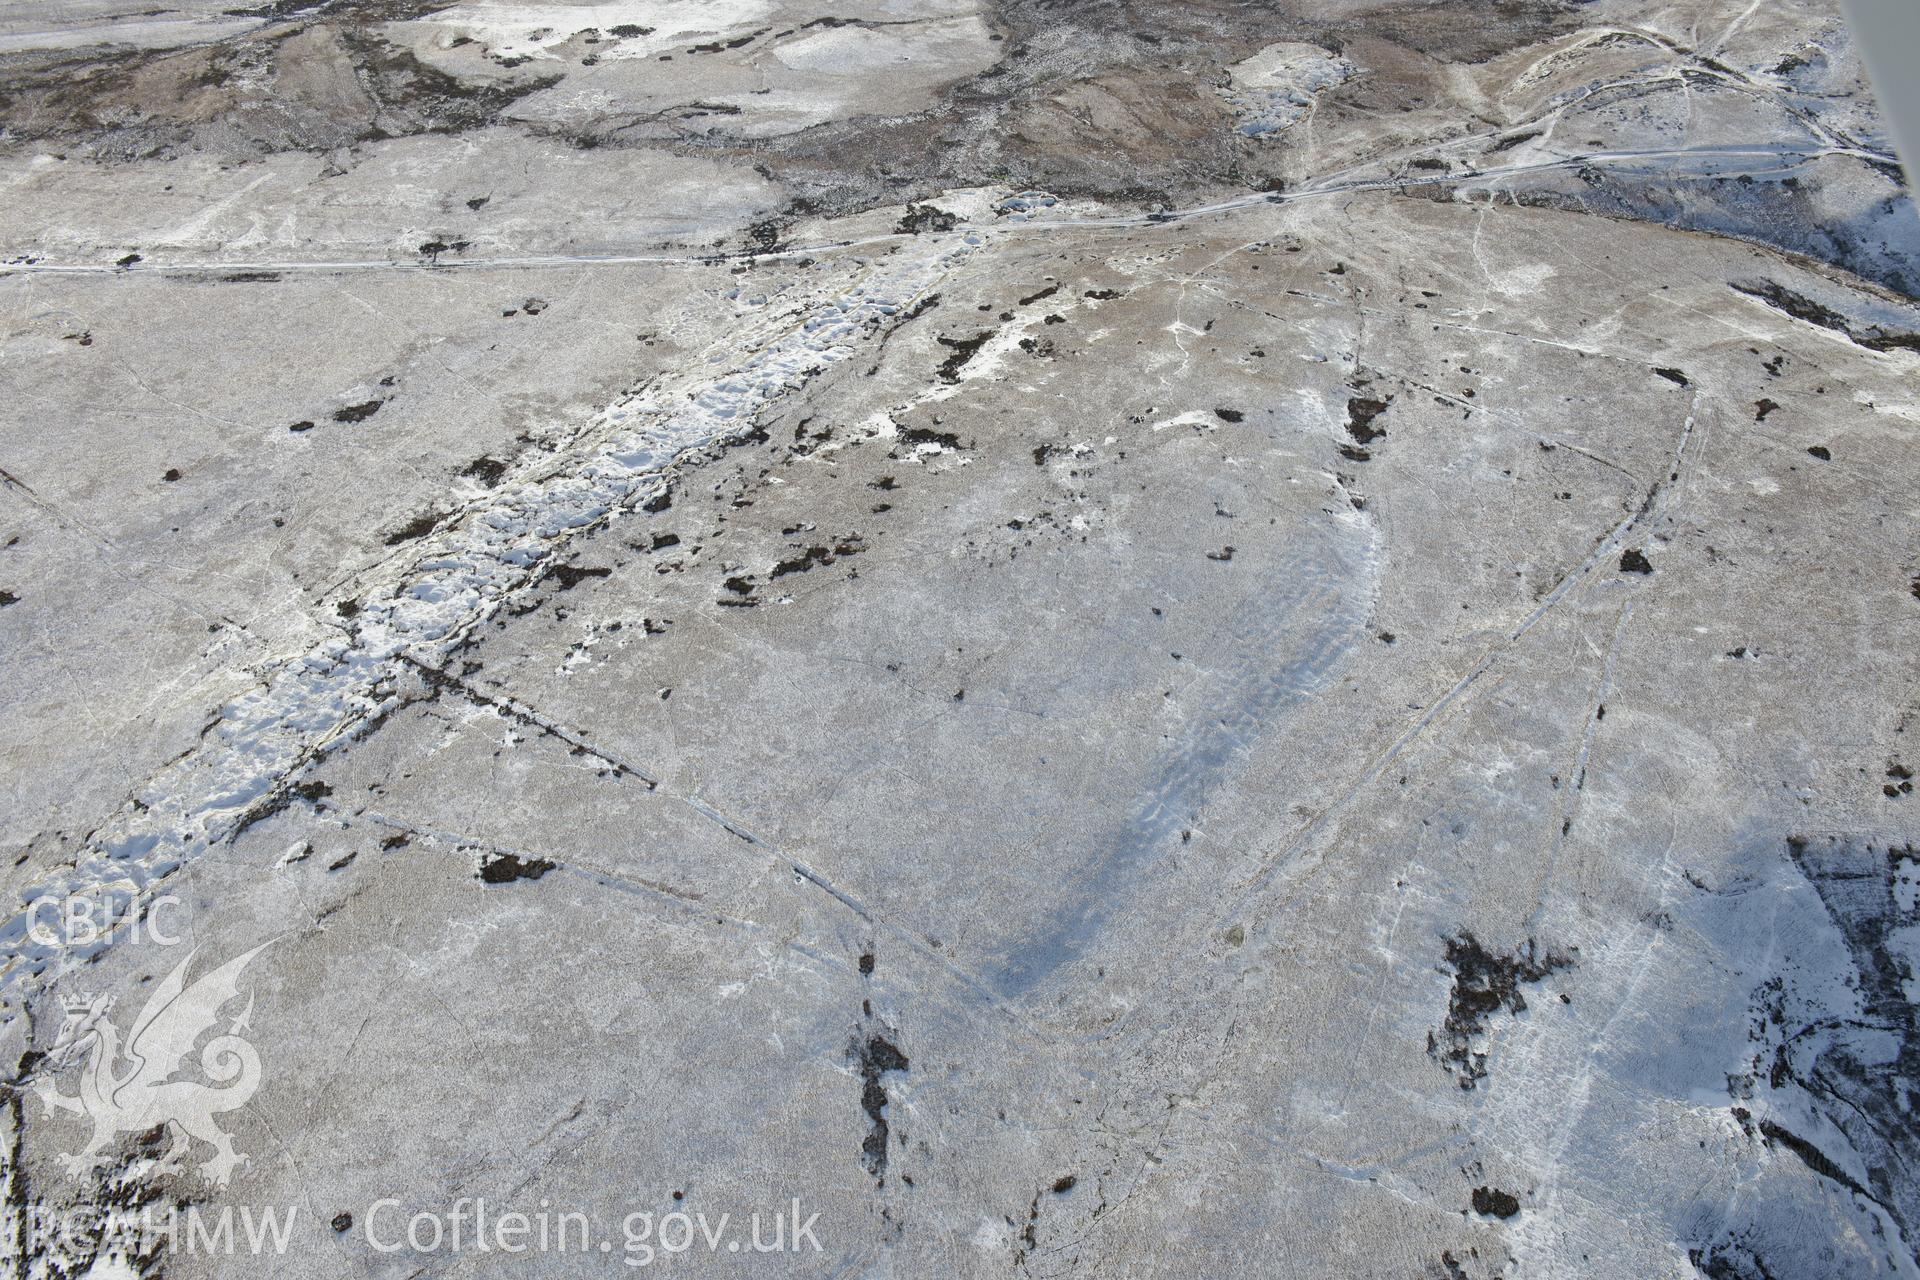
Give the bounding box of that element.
[1,1,1917,1276]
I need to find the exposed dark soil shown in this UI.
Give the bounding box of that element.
[854,1030,910,1181]
[1429,931,1573,1089]
[478,851,556,883]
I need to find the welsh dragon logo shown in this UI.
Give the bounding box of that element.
[32,944,268,1186]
